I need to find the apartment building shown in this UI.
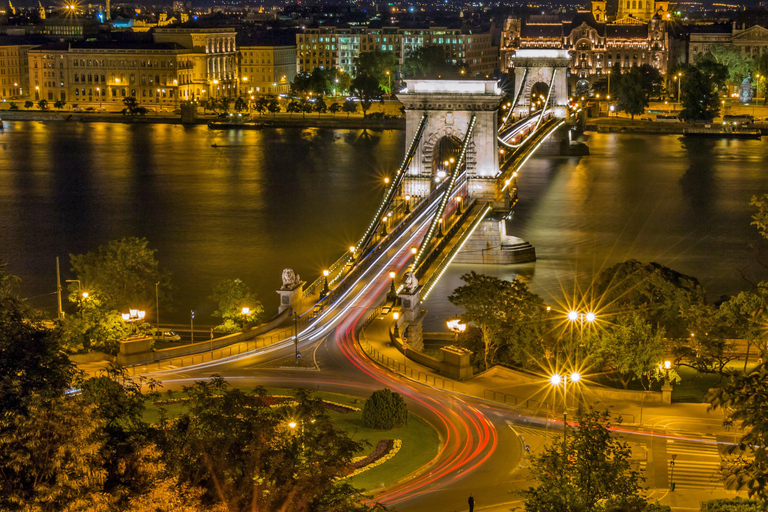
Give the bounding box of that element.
[0,35,35,100]
[238,40,295,95]
[296,26,498,77]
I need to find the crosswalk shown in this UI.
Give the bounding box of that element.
[666,437,723,489]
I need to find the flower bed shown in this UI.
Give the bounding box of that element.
[153,395,360,413]
[342,439,402,479]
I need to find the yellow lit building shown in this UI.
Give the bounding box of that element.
[0,35,35,100]
[28,41,196,108]
[238,43,295,95]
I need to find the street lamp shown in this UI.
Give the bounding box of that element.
[121,309,146,333]
[241,307,250,332]
[393,311,400,337]
[386,70,391,92]
[607,69,611,97]
[321,270,330,299]
[550,369,581,478]
[447,319,466,344]
[404,194,411,214]
[96,87,101,108]
[388,270,396,299]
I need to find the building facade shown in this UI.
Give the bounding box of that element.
[296,26,498,77]
[28,41,195,108]
[689,23,768,63]
[153,27,238,99]
[0,36,34,100]
[239,44,295,95]
[501,10,668,89]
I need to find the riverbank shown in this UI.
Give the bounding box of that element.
[0,109,405,130]
[586,116,768,135]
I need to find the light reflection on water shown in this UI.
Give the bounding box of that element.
[2,123,767,329]
[0,121,401,322]
[422,133,768,331]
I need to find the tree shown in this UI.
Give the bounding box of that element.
[0,395,110,511]
[69,237,172,314]
[254,96,269,115]
[286,100,303,116]
[53,99,66,110]
[24,100,33,109]
[233,97,247,113]
[58,295,136,354]
[449,271,548,371]
[342,99,358,117]
[596,312,665,389]
[8,101,18,110]
[210,278,263,333]
[354,50,399,93]
[638,64,665,100]
[674,303,736,377]
[402,46,455,79]
[329,102,342,116]
[349,74,383,120]
[698,44,752,87]
[719,289,768,371]
[680,66,720,122]
[218,97,232,113]
[523,408,647,512]
[0,263,76,413]
[695,57,730,93]
[616,66,648,119]
[37,99,48,110]
[593,260,706,337]
[709,363,768,500]
[267,98,281,115]
[122,96,147,116]
[158,379,375,512]
[362,389,408,429]
[313,96,328,114]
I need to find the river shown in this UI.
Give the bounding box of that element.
[1,121,767,329]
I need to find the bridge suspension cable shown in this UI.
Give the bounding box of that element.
[412,114,476,272]
[498,68,557,150]
[499,67,528,131]
[354,113,428,259]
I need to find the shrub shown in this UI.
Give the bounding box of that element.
[704,498,768,512]
[362,388,407,429]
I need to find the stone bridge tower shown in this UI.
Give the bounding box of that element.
[397,80,502,200]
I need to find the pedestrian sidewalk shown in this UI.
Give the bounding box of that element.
[358,309,737,438]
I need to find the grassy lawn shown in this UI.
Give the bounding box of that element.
[671,362,758,403]
[143,387,440,492]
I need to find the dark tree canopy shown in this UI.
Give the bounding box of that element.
[679,67,720,122]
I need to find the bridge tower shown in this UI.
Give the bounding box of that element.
[511,49,570,119]
[397,79,536,265]
[397,80,502,201]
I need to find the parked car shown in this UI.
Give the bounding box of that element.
[153,330,181,342]
[72,107,84,112]
[85,107,95,112]
[656,114,681,123]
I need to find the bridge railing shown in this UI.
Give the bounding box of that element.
[304,180,449,318]
[414,196,476,280]
[358,307,456,392]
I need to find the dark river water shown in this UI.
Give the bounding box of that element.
[1,121,767,329]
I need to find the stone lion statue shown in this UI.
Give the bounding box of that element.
[403,271,418,293]
[281,268,301,290]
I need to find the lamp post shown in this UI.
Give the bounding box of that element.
[607,69,611,98]
[155,281,160,331]
[404,194,411,214]
[676,72,682,103]
[388,270,396,300]
[190,310,195,342]
[321,270,330,299]
[121,309,146,333]
[447,319,466,344]
[293,312,299,363]
[241,307,250,332]
[550,370,581,484]
[393,311,400,337]
[757,74,762,105]
[386,70,391,93]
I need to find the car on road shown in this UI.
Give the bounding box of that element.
[72,107,84,112]
[153,329,181,342]
[85,107,95,112]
